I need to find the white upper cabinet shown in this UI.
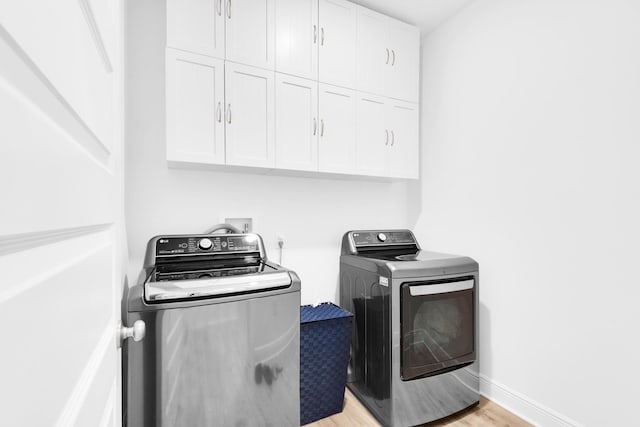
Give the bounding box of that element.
[386,20,420,103]
[355,94,419,178]
[355,7,387,96]
[167,0,225,59]
[166,49,225,164]
[355,92,388,176]
[275,0,318,80]
[387,100,419,178]
[225,62,275,167]
[164,0,420,178]
[356,6,420,103]
[225,0,275,70]
[275,73,318,171]
[318,84,356,173]
[318,0,356,89]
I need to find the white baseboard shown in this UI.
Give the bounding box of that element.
[474,373,583,427]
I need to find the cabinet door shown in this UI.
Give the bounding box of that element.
[355,6,388,96]
[318,84,356,173]
[275,0,318,80]
[166,49,225,164]
[356,93,388,176]
[275,74,318,171]
[318,0,356,89]
[167,0,225,59]
[386,20,420,102]
[225,62,275,167]
[388,101,419,179]
[225,0,275,70]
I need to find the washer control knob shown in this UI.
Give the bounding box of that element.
[377,233,387,242]
[198,238,213,250]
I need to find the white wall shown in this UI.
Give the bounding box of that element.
[417,0,640,425]
[124,0,418,305]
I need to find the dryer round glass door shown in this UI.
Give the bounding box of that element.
[400,277,476,380]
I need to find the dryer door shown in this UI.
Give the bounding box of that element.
[400,277,476,380]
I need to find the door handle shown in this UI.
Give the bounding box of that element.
[320,27,324,46]
[385,129,389,145]
[118,320,145,348]
[313,25,317,44]
[409,280,474,296]
[391,49,396,66]
[386,48,390,65]
[320,119,324,137]
[217,0,222,16]
[227,104,232,124]
[313,118,317,135]
[216,102,222,123]
[227,0,231,19]
[390,130,395,146]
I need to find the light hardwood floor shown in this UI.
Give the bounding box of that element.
[306,389,532,427]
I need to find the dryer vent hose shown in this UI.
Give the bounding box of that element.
[205,223,242,234]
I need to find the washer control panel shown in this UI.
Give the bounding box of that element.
[351,231,415,247]
[156,235,260,256]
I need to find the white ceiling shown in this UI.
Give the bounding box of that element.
[350,0,475,35]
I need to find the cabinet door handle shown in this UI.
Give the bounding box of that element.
[391,49,396,66]
[385,129,389,145]
[217,102,222,123]
[320,119,324,137]
[217,0,222,16]
[391,130,395,146]
[226,104,232,124]
[313,118,317,135]
[320,27,324,46]
[227,0,231,19]
[386,48,390,65]
[313,25,317,44]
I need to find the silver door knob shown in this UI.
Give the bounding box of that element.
[118,320,145,347]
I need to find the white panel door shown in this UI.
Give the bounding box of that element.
[166,49,225,164]
[318,83,356,173]
[225,0,275,70]
[356,93,388,176]
[225,62,275,167]
[388,100,419,179]
[275,73,318,171]
[0,0,125,426]
[275,0,318,80]
[386,20,420,102]
[356,6,388,96]
[167,0,225,58]
[318,0,356,89]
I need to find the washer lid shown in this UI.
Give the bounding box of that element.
[144,270,292,302]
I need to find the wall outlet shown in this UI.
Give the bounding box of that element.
[224,217,253,233]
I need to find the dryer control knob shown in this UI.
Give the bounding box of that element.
[198,238,213,250]
[377,233,387,242]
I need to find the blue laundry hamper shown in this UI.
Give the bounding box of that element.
[300,303,353,425]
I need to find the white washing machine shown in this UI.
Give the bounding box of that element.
[122,232,300,426]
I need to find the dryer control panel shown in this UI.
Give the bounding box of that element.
[351,230,415,247]
[342,229,420,256]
